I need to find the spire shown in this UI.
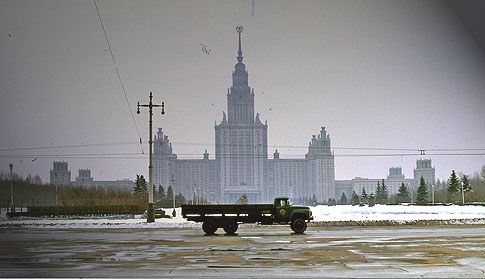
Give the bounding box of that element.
[232,25,248,83]
[236,25,243,63]
[228,25,253,124]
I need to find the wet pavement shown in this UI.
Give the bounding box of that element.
[1,225,485,277]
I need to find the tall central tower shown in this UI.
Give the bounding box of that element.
[227,25,254,124]
[215,26,268,203]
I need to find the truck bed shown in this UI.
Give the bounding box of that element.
[182,204,274,216]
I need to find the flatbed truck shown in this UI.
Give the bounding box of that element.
[181,197,312,235]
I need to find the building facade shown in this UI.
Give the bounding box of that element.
[335,163,434,203]
[349,168,414,199]
[50,161,71,186]
[51,162,135,190]
[413,159,435,189]
[152,27,336,204]
[214,26,268,203]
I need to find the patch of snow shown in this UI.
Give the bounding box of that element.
[1,205,484,229]
[309,204,485,222]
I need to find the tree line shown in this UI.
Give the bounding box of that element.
[132,174,206,208]
[341,165,485,206]
[0,172,190,209]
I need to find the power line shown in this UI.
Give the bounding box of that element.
[167,141,485,152]
[0,141,139,152]
[93,0,143,153]
[1,152,484,160]
[2,139,485,154]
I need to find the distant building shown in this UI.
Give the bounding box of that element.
[385,167,413,197]
[75,169,93,184]
[413,159,435,189]
[50,161,71,186]
[51,163,135,191]
[339,167,413,199]
[152,27,336,204]
[335,180,352,202]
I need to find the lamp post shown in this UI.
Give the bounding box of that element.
[54,173,58,206]
[461,181,465,206]
[137,92,165,223]
[171,175,176,217]
[9,163,14,214]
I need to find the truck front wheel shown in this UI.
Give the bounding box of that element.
[202,220,218,235]
[291,218,307,234]
[223,220,238,235]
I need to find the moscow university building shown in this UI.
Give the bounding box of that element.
[153,27,335,204]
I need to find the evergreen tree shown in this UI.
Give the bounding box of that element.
[381,179,388,204]
[153,185,158,198]
[447,170,459,203]
[167,185,174,200]
[376,181,382,204]
[158,185,165,198]
[461,174,472,192]
[397,183,410,203]
[461,174,472,204]
[175,193,186,207]
[312,194,318,206]
[351,191,359,206]
[340,192,348,205]
[417,176,428,204]
[481,165,485,181]
[368,193,375,207]
[236,194,248,204]
[361,188,368,204]
[133,174,148,195]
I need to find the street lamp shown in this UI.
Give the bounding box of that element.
[9,163,14,214]
[171,175,176,217]
[461,181,465,206]
[137,92,165,223]
[54,173,58,206]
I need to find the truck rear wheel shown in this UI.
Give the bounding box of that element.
[223,220,238,235]
[291,218,307,234]
[202,220,218,235]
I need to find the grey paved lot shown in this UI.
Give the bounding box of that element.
[1,225,485,278]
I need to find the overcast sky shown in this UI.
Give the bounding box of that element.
[1,0,484,184]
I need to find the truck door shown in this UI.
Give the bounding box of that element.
[275,199,290,221]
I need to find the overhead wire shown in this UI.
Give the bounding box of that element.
[1,139,485,154]
[0,141,139,152]
[1,152,484,160]
[93,0,144,153]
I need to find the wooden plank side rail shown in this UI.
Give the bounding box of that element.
[182,204,274,216]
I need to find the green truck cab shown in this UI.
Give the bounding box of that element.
[181,197,313,235]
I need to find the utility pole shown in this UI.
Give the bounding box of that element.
[54,173,58,206]
[461,181,465,206]
[171,175,176,217]
[9,163,14,214]
[137,92,165,223]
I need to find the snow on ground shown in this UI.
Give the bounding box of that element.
[1,205,484,229]
[0,208,200,229]
[310,204,485,222]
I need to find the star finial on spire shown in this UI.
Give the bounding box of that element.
[236,25,244,63]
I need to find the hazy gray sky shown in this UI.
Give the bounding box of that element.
[1,0,484,183]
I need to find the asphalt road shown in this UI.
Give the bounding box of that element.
[1,225,485,278]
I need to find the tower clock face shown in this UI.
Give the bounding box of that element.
[236,25,243,33]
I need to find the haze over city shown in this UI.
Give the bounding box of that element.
[1,0,484,184]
